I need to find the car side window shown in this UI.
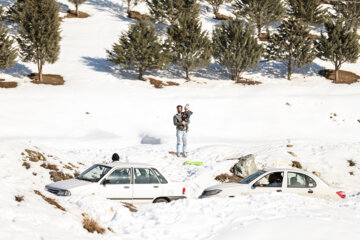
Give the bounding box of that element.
[134,168,160,184]
[106,168,131,184]
[152,168,168,184]
[254,172,284,188]
[287,172,317,188]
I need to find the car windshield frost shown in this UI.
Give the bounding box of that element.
[239,170,266,184]
[77,164,111,182]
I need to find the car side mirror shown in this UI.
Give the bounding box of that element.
[102,179,110,185]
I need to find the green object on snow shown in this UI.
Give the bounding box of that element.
[184,161,203,166]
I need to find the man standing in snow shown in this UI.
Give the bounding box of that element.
[173,105,187,157]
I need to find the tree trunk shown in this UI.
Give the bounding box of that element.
[214,5,219,17]
[334,66,339,83]
[257,23,262,38]
[38,62,43,82]
[185,67,190,81]
[138,68,145,80]
[127,0,131,13]
[76,4,79,17]
[287,60,292,81]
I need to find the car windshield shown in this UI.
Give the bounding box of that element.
[239,170,266,184]
[77,164,111,182]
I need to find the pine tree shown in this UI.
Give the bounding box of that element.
[146,0,183,24]
[107,20,170,80]
[0,22,17,70]
[331,0,360,32]
[212,19,263,81]
[168,0,212,80]
[205,0,231,17]
[265,18,317,80]
[317,19,360,83]
[232,0,285,37]
[68,0,87,17]
[7,0,25,23]
[287,0,327,28]
[17,0,60,82]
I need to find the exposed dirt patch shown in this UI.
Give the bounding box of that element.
[286,144,294,147]
[308,33,320,40]
[235,78,262,85]
[319,69,360,84]
[288,151,297,157]
[64,10,90,18]
[292,160,302,169]
[127,11,152,20]
[34,190,66,211]
[214,13,231,20]
[0,81,17,88]
[122,202,138,212]
[25,149,46,162]
[49,171,74,182]
[41,163,59,171]
[28,73,65,85]
[22,161,30,169]
[348,159,356,167]
[148,77,180,88]
[215,173,243,183]
[15,195,24,202]
[82,213,106,234]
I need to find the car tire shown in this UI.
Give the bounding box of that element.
[153,197,169,203]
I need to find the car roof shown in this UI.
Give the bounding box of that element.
[100,162,154,168]
[263,167,311,174]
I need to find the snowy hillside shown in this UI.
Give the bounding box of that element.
[1,0,360,239]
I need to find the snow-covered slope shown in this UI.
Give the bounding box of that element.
[1,0,360,239]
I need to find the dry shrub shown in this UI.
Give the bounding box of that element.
[28,73,65,85]
[22,161,30,169]
[34,190,66,211]
[235,78,261,85]
[40,163,59,171]
[0,81,17,88]
[214,13,230,20]
[348,159,356,167]
[292,161,302,169]
[215,173,243,183]
[82,214,106,234]
[312,171,321,177]
[166,81,180,86]
[64,165,73,170]
[64,10,90,18]
[288,151,297,157]
[49,171,74,182]
[349,171,354,176]
[25,149,46,162]
[286,144,294,147]
[128,11,142,20]
[149,78,164,88]
[15,195,24,202]
[122,202,138,212]
[358,119,360,123]
[319,69,360,84]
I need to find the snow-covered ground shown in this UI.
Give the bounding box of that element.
[1,0,360,239]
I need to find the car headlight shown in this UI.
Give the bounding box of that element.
[57,189,71,196]
[199,189,222,198]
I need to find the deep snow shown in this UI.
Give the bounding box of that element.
[1,0,360,239]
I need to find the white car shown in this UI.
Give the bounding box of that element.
[45,162,186,204]
[199,168,346,200]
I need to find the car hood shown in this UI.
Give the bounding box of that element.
[46,178,92,190]
[205,182,248,191]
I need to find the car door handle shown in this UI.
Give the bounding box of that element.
[308,190,313,194]
[124,186,130,189]
[276,190,282,192]
[153,186,159,188]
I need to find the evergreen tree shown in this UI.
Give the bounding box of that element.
[17,0,60,82]
[7,0,25,23]
[124,0,141,14]
[168,0,212,80]
[232,0,285,37]
[331,0,360,32]
[265,18,317,80]
[287,0,327,28]
[68,0,87,17]
[205,0,231,17]
[107,20,170,80]
[0,22,17,70]
[146,0,183,24]
[212,19,263,81]
[317,19,360,83]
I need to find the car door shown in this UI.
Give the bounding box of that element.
[98,168,133,203]
[132,168,162,204]
[284,171,317,196]
[250,171,285,194]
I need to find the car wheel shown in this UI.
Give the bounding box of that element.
[153,198,169,203]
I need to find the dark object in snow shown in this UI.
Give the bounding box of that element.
[292,160,302,169]
[112,153,120,161]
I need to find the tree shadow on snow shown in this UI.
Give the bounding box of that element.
[81,56,139,80]
[2,63,32,78]
[57,1,70,14]
[85,0,133,23]
[194,63,230,80]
